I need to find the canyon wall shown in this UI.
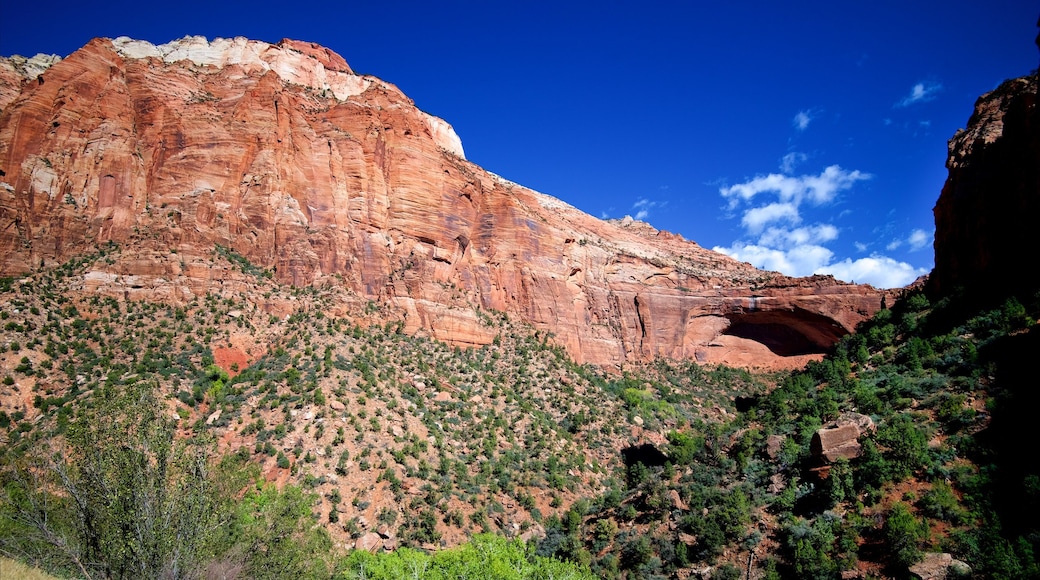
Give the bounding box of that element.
[930,73,1040,300]
[0,36,886,369]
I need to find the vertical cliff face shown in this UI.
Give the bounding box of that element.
[0,36,887,369]
[930,73,1040,299]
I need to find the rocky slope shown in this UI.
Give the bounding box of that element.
[930,72,1039,300]
[0,36,886,369]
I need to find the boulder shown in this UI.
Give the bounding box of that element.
[765,434,786,460]
[519,522,546,544]
[668,489,689,511]
[909,552,972,580]
[811,423,862,462]
[354,532,383,553]
[811,412,877,463]
[839,411,876,435]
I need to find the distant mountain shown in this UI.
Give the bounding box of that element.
[0,36,885,370]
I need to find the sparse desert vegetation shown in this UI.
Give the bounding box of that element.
[0,245,1037,578]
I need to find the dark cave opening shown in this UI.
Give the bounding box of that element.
[621,443,669,468]
[722,309,848,357]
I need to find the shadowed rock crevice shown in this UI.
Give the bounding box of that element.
[722,309,847,356]
[621,443,669,468]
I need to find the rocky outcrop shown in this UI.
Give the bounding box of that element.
[909,552,972,580]
[930,73,1040,299]
[0,36,887,369]
[0,53,61,110]
[810,412,875,463]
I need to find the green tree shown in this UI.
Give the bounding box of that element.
[883,503,925,570]
[339,534,594,579]
[666,430,705,465]
[825,458,855,507]
[0,383,215,578]
[917,481,967,525]
[875,413,930,482]
[219,483,332,579]
[0,383,331,579]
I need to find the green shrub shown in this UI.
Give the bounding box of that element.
[917,481,967,525]
[883,503,925,569]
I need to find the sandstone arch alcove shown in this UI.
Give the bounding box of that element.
[722,309,847,357]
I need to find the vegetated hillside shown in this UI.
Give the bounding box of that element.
[3,243,1037,579]
[0,245,768,578]
[2,35,1036,580]
[508,282,1036,580]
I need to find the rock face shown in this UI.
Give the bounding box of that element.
[0,36,887,369]
[930,73,1040,299]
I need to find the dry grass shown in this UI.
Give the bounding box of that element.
[0,558,62,580]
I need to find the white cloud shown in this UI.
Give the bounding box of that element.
[715,162,925,289]
[720,165,871,208]
[716,243,928,289]
[741,203,800,233]
[793,110,813,131]
[816,255,929,288]
[721,173,801,206]
[908,229,931,251]
[803,166,870,204]
[780,151,808,173]
[714,242,835,278]
[897,81,942,107]
[756,224,839,249]
[631,198,665,220]
[885,229,933,252]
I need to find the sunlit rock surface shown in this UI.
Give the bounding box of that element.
[0,36,887,369]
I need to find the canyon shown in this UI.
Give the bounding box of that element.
[1,32,1038,578]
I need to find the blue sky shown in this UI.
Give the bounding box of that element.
[2,1,1037,288]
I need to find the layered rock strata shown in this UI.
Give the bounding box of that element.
[0,36,887,369]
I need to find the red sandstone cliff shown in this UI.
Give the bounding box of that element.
[0,36,886,369]
[930,72,1040,300]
